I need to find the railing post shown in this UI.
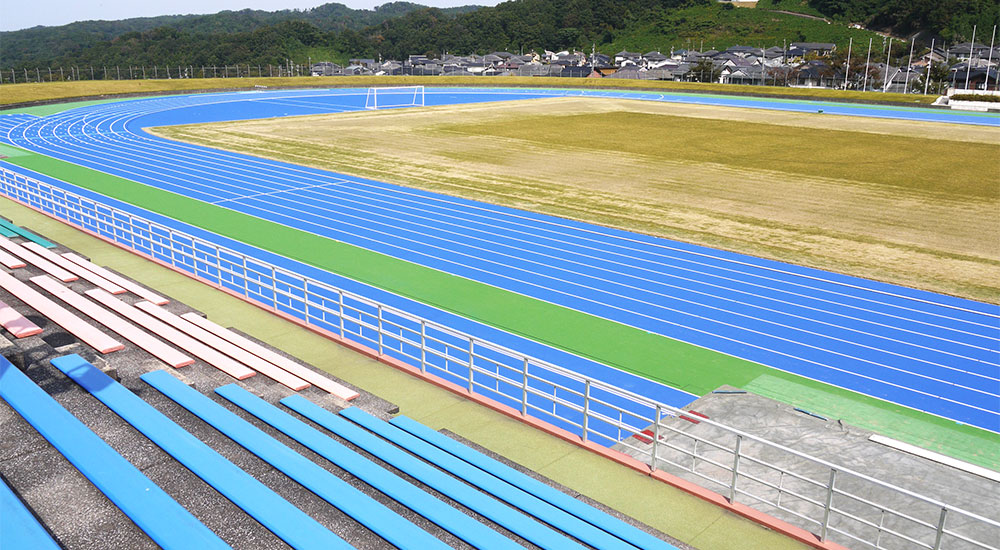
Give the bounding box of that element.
[303,280,310,323]
[168,228,177,266]
[932,507,948,550]
[419,320,426,373]
[127,213,137,249]
[520,358,529,415]
[729,435,743,503]
[377,304,383,355]
[467,338,474,393]
[215,245,223,287]
[338,290,345,338]
[581,380,591,442]
[650,405,661,471]
[271,265,278,312]
[242,255,249,297]
[820,468,838,540]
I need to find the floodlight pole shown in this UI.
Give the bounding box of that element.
[924,38,935,94]
[904,39,914,93]
[965,25,976,89]
[844,37,852,89]
[986,25,997,90]
[863,38,872,91]
[882,39,892,92]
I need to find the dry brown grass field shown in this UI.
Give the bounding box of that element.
[152,97,1000,303]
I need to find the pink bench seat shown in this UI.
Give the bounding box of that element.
[0,299,43,338]
[85,289,253,380]
[0,249,26,269]
[23,242,126,295]
[135,302,309,392]
[181,313,359,401]
[31,276,193,369]
[0,237,76,282]
[0,271,123,353]
[61,253,168,305]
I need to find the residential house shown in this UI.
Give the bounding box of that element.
[725,45,761,58]
[790,42,836,56]
[948,43,994,61]
[614,51,642,66]
[349,58,376,69]
[790,60,838,88]
[310,62,342,76]
[342,64,371,76]
[642,51,668,67]
[913,47,947,68]
[724,66,764,85]
[950,65,1000,90]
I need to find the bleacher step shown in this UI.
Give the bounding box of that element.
[141,369,451,550]
[0,356,228,550]
[51,356,351,550]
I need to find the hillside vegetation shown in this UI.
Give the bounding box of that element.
[0,2,478,68]
[2,0,996,70]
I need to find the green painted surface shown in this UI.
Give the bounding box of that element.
[0,143,32,158]
[3,143,998,471]
[744,375,1000,470]
[1,97,144,116]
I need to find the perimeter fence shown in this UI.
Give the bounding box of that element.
[0,165,996,550]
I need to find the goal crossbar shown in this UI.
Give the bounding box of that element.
[364,86,425,110]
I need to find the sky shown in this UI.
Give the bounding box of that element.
[1,0,493,32]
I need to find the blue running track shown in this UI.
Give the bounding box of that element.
[1,87,998,435]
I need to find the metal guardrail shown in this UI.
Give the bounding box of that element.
[0,166,996,550]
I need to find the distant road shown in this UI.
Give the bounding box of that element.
[770,9,830,23]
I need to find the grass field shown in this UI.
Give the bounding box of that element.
[0,75,939,109]
[153,97,1000,303]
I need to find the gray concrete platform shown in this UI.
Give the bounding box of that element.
[614,386,1000,550]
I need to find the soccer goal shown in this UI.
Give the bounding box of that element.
[364,85,425,110]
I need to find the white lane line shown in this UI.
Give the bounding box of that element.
[213,181,344,205]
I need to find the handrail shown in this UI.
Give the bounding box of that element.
[0,165,996,550]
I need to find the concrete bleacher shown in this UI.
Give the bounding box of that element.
[1,204,813,550]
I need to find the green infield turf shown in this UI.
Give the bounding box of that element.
[2,143,996,470]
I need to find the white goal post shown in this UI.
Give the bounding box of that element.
[364,85,425,110]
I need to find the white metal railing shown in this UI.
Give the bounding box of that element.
[0,165,996,550]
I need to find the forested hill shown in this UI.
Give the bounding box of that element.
[0,2,480,68]
[2,0,997,70]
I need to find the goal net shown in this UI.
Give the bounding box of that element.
[364,86,425,110]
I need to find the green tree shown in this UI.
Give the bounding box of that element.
[691,57,720,82]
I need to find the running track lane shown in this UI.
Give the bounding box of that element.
[2,87,998,434]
